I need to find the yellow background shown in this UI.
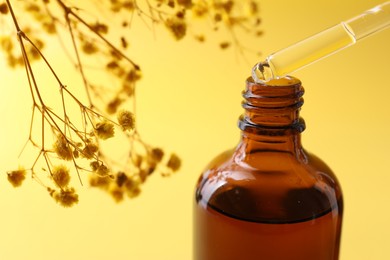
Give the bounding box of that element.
[1,0,389,259]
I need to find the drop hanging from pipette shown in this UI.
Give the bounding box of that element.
[252,1,390,83]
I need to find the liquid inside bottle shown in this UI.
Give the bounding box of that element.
[194,77,343,260]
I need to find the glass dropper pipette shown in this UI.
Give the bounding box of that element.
[252,1,390,83]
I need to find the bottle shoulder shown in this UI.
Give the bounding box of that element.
[198,148,338,186]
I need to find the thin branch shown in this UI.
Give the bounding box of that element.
[56,0,140,69]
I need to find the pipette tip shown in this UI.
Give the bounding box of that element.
[251,61,273,84]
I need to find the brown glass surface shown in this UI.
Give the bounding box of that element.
[194,77,343,260]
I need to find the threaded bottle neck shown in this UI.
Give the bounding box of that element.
[238,76,305,136]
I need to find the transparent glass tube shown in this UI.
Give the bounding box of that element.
[252,1,390,83]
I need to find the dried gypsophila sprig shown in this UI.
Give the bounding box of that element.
[1,0,181,207]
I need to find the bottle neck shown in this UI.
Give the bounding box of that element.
[237,76,306,155]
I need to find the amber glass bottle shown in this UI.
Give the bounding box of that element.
[194,76,343,260]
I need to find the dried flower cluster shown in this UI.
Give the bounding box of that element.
[7,167,26,188]
[1,0,262,207]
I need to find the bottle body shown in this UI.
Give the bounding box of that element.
[194,77,343,260]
